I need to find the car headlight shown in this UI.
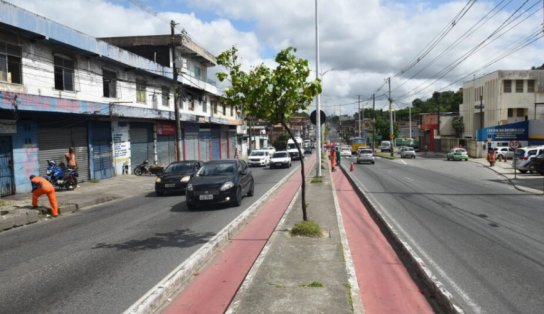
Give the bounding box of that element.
[180,176,191,183]
[220,181,234,191]
[187,184,193,191]
[155,177,161,183]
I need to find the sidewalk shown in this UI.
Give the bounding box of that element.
[0,175,156,231]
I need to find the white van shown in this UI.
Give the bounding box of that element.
[379,141,392,152]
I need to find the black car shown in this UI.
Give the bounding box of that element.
[185,159,254,209]
[155,160,203,196]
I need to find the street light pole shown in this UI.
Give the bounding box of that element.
[388,77,393,157]
[315,0,322,177]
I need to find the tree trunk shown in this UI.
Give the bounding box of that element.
[281,122,307,221]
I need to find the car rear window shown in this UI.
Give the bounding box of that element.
[360,149,372,154]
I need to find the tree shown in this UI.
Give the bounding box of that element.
[452,116,464,138]
[273,134,289,150]
[216,46,321,221]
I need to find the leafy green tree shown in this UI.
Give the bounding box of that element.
[452,116,464,138]
[217,46,321,221]
[273,134,289,150]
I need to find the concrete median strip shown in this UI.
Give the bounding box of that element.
[123,165,301,314]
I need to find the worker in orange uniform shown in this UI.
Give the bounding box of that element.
[329,147,337,171]
[30,175,59,217]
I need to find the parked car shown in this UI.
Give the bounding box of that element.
[356,148,375,164]
[530,153,544,175]
[493,146,515,161]
[514,146,544,173]
[446,148,469,161]
[269,151,292,169]
[400,147,416,159]
[264,146,276,156]
[340,147,352,158]
[185,160,254,209]
[155,160,203,196]
[247,150,270,167]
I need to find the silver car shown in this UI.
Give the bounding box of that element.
[356,148,375,164]
[400,147,416,159]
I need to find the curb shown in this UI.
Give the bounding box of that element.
[339,163,463,314]
[123,164,302,314]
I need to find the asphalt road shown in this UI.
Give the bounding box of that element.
[0,163,296,314]
[343,155,544,314]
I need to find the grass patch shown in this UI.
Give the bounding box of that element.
[310,176,323,183]
[344,283,353,307]
[290,220,322,237]
[375,152,396,159]
[0,200,7,207]
[88,179,100,183]
[300,281,324,288]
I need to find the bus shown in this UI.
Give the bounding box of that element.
[350,137,367,154]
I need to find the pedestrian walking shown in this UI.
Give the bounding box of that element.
[329,147,336,171]
[65,146,77,169]
[30,175,59,217]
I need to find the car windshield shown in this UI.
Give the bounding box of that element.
[359,149,372,154]
[164,163,195,173]
[250,151,266,156]
[272,152,288,158]
[198,163,236,176]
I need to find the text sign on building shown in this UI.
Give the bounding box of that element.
[484,121,528,141]
[0,119,16,134]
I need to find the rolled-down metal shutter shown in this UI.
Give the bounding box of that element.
[221,127,229,159]
[199,129,211,162]
[129,123,153,169]
[157,134,176,166]
[90,121,113,180]
[211,128,220,160]
[38,122,89,181]
[184,123,199,160]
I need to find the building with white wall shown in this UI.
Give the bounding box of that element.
[0,1,242,196]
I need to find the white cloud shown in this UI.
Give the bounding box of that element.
[6,0,544,115]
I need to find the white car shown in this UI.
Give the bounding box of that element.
[340,148,352,158]
[264,146,276,156]
[269,151,292,169]
[247,150,270,167]
[400,147,416,158]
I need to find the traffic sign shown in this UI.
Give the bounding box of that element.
[509,140,520,149]
[310,110,326,125]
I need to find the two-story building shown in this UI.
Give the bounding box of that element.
[0,1,241,196]
[460,70,544,156]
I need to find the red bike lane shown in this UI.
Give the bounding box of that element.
[162,157,314,314]
[333,168,434,314]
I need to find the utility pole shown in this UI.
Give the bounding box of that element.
[409,104,412,139]
[479,95,483,131]
[314,0,322,177]
[388,77,393,157]
[372,93,375,151]
[170,20,183,161]
[436,94,441,136]
[358,95,361,138]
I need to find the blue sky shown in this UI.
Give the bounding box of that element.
[6,0,544,114]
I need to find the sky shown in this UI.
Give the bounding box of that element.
[6,0,544,116]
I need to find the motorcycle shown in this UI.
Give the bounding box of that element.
[133,160,164,176]
[45,160,79,190]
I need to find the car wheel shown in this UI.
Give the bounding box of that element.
[134,167,143,176]
[413,155,416,159]
[497,155,503,161]
[520,170,527,174]
[247,180,254,197]
[233,187,242,207]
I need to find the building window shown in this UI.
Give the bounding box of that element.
[503,80,512,93]
[193,65,202,80]
[188,95,195,111]
[202,96,207,112]
[528,80,535,92]
[213,101,218,114]
[0,42,22,84]
[161,86,169,107]
[230,105,234,116]
[516,108,525,117]
[136,80,146,103]
[54,55,74,91]
[508,108,513,117]
[515,80,523,93]
[103,69,117,98]
[222,104,226,115]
